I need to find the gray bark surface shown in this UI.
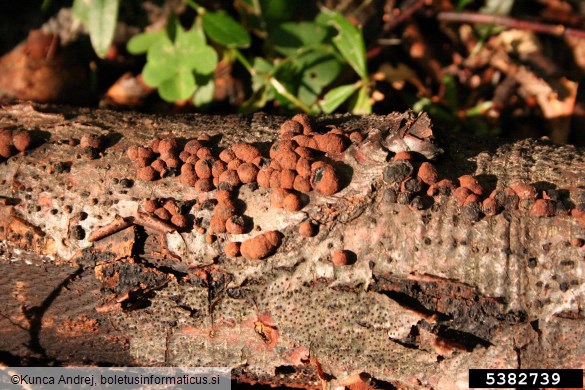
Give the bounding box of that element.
[0,103,584,389]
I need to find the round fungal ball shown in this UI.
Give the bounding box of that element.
[0,143,15,158]
[80,134,102,149]
[184,139,203,154]
[137,147,155,159]
[195,158,214,179]
[452,186,471,206]
[225,215,248,234]
[231,143,261,162]
[154,207,171,221]
[209,216,227,233]
[280,120,303,137]
[196,147,213,159]
[529,199,555,217]
[270,188,290,208]
[240,231,282,260]
[279,169,296,189]
[215,189,233,205]
[269,170,282,189]
[482,197,498,216]
[283,192,303,211]
[237,163,259,184]
[349,131,364,144]
[158,138,178,155]
[257,167,273,188]
[212,160,227,178]
[311,163,341,196]
[12,130,32,152]
[219,148,236,163]
[296,157,312,178]
[270,140,297,159]
[417,162,439,185]
[143,199,158,213]
[291,113,314,134]
[151,159,166,173]
[180,163,197,186]
[218,169,241,187]
[510,182,537,200]
[314,133,348,154]
[393,151,413,161]
[179,151,192,162]
[293,175,312,193]
[171,214,188,228]
[227,158,243,170]
[274,150,299,170]
[224,242,241,257]
[127,146,139,160]
[299,222,317,237]
[458,175,483,196]
[331,249,353,266]
[213,203,236,221]
[195,178,214,192]
[150,138,161,153]
[137,166,158,181]
[163,199,180,215]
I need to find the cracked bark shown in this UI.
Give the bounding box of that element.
[0,103,584,389]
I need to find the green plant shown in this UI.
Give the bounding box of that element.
[127,15,218,104]
[410,75,498,136]
[123,1,374,113]
[72,0,120,58]
[71,0,375,113]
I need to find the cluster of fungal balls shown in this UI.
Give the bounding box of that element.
[384,151,574,221]
[142,198,189,229]
[0,129,33,158]
[126,114,359,260]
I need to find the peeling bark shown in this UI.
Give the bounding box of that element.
[0,103,584,389]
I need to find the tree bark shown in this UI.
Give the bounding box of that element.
[0,103,584,389]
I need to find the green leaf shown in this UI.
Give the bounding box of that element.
[443,75,458,112]
[319,83,359,114]
[176,27,218,75]
[193,75,215,107]
[349,85,372,114]
[465,101,493,117]
[298,51,343,106]
[127,30,165,55]
[202,11,251,48]
[321,9,367,79]
[270,21,329,56]
[251,57,274,92]
[86,0,120,58]
[158,68,196,102]
[72,0,89,25]
[146,36,177,66]
[142,38,177,87]
[142,61,174,88]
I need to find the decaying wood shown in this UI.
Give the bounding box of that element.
[0,103,584,389]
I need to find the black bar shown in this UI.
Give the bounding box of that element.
[469,369,583,388]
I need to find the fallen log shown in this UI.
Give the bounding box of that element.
[0,103,584,389]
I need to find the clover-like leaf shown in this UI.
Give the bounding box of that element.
[193,74,215,107]
[158,68,196,102]
[127,30,166,55]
